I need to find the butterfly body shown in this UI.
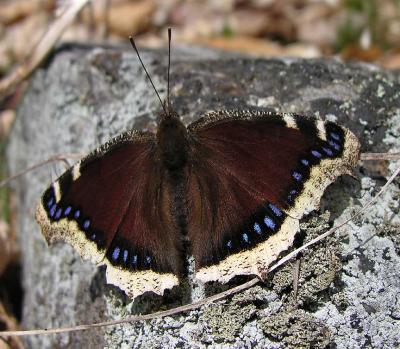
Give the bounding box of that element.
[36,109,360,299]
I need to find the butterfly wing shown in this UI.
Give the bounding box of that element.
[187,110,360,283]
[36,130,181,299]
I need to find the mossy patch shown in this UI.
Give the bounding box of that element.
[271,212,342,307]
[201,302,256,342]
[259,309,331,349]
[231,285,272,304]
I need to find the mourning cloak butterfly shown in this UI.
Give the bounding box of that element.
[35,33,360,300]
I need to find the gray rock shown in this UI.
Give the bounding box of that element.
[7,42,400,348]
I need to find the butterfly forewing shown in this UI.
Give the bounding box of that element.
[187,110,360,283]
[36,130,181,298]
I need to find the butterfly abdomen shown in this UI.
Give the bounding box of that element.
[157,116,189,171]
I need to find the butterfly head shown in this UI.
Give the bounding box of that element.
[159,100,179,120]
[157,110,188,171]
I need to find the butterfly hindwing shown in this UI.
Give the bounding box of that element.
[36,130,181,298]
[187,110,360,283]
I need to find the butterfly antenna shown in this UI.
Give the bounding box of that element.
[167,28,171,111]
[129,36,167,115]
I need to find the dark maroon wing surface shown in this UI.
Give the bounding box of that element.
[186,110,359,283]
[36,130,181,299]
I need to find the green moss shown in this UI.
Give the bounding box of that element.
[259,309,331,349]
[271,212,342,306]
[201,302,256,342]
[231,285,270,303]
[336,19,363,52]
[222,23,234,38]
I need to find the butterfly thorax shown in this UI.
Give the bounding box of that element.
[157,114,189,171]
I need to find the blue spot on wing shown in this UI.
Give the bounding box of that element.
[226,240,233,249]
[242,233,249,243]
[132,255,138,267]
[311,150,322,158]
[64,206,72,216]
[254,223,262,234]
[123,250,128,263]
[268,203,282,217]
[292,171,302,182]
[55,207,62,220]
[74,210,80,219]
[288,189,298,202]
[112,247,120,261]
[47,197,54,208]
[301,159,309,167]
[328,140,341,151]
[330,132,341,141]
[322,146,333,156]
[83,219,91,230]
[264,216,276,230]
[49,204,57,217]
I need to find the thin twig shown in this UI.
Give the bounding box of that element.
[0,153,82,188]
[0,0,90,99]
[360,152,400,161]
[292,259,301,301]
[0,164,398,338]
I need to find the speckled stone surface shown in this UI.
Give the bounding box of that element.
[7,43,400,348]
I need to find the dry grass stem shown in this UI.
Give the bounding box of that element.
[0,153,82,188]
